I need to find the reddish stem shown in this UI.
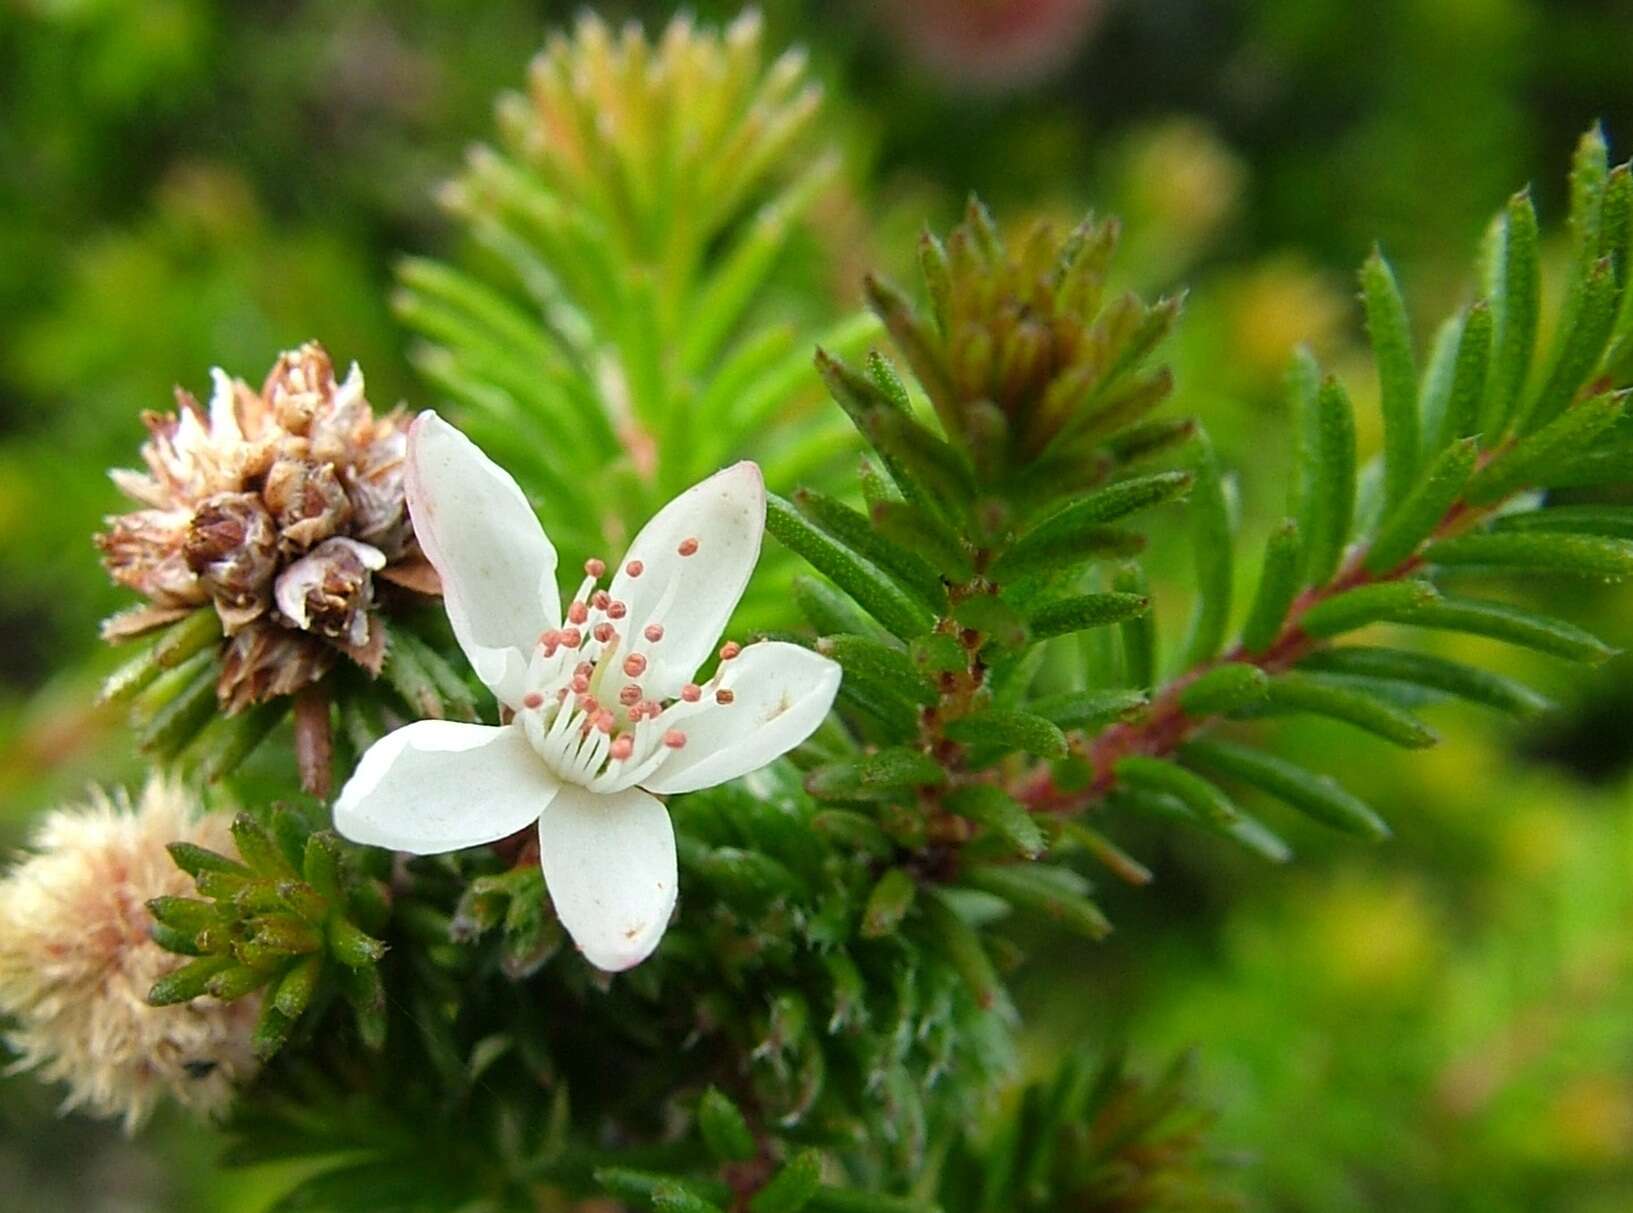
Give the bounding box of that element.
[1017,472,1503,817]
[294,684,334,800]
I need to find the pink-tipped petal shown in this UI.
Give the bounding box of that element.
[406,411,559,709]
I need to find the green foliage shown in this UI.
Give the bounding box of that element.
[766,129,1633,914]
[939,1048,1236,1213]
[149,806,391,1059]
[97,604,481,796]
[394,11,873,627]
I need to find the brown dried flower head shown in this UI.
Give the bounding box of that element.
[0,778,260,1132]
[96,343,438,710]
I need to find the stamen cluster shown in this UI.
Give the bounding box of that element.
[518,551,746,790]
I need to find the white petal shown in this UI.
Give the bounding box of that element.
[207,368,243,443]
[406,411,560,709]
[641,641,841,795]
[536,783,677,972]
[607,462,764,699]
[334,720,557,854]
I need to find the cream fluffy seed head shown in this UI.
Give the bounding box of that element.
[0,778,260,1132]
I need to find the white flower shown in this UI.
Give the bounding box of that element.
[334,413,842,972]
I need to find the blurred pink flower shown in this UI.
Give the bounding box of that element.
[881,0,1105,91]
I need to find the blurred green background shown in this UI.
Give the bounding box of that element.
[4,1,1632,1208]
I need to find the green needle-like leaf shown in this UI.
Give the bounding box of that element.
[1027,592,1149,641]
[793,488,948,611]
[1365,436,1478,572]
[1240,519,1302,654]
[1435,301,1492,450]
[792,575,886,639]
[946,784,1046,858]
[861,868,918,938]
[1302,646,1553,717]
[807,748,945,800]
[869,500,973,583]
[1519,257,1619,434]
[1361,248,1420,513]
[817,635,939,708]
[750,1151,824,1213]
[1181,737,1390,839]
[1298,579,1440,638]
[1425,530,1633,578]
[1113,563,1157,689]
[1178,432,1233,668]
[1296,375,1358,584]
[1265,671,1437,747]
[919,889,1014,1020]
[1469,389,1627,502]
[1178,663,1270,716]
[1027,688,1148,729]
[995,471,1191,580]
[942,710,1068,758]
[1483,189,1541,435]
[1401,594,1617,663]
[1115,756,1240,825]
[961,864,1112,940]
[767,493,935,639]
[1493,505,1633,539]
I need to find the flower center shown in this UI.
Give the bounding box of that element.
[516,552,740,791]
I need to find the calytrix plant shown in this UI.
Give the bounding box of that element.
[9,9,1633,1212]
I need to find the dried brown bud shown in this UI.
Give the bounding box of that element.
[184,492,277,629]
[218,623,336,713]
[260,342,337,436]
[263,457,353,553]
[274,537,385,648]
[98,511,203,607]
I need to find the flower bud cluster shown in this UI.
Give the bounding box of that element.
[868,200,1179,482]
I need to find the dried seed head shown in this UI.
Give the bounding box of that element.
[96,342,430,710]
